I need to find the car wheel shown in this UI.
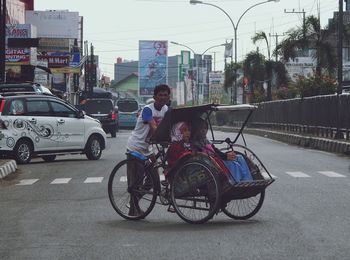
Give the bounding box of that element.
[13,139,33,164]
[85,135,102,160]
[42,155,56,162]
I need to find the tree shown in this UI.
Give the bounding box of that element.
[275,15,336,76]
[252,31,271,60]
[243,51,266,102]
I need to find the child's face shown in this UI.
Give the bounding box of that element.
[199,125,208,138]
[182,127,191,142]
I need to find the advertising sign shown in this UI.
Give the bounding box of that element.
[6,24,36,39]
[38,38,71,52]
[139,40,168,96]
[38,54,70,67]
[26,10,80,39]
[5,48,31,64]
[209,72,224,103]
[6,0,25,24]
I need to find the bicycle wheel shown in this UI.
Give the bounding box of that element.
[222,190,265,220]
[108,159,158,220]
[170,162,221,224]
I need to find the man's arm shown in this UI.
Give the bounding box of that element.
[142,107,157,132]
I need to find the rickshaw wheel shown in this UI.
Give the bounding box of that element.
[108,159,158,220]
[222,190,265,220]
[170,161,221,224]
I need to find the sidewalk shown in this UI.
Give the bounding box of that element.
[213,126,350,156]
[0,159,17,179]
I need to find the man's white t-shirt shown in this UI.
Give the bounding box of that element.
[126,103,168,155]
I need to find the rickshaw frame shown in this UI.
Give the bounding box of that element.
[108,104,275,224]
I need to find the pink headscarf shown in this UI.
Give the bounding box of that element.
[171,122,190,142]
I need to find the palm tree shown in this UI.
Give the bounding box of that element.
[275,15,336,76]
[243,51,266,102]
[252,31,271,60]
[251,31,289,101]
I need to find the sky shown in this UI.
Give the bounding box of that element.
[34,0,339,80]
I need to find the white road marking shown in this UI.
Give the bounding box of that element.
[317,171,346,178]
[50,178,72,184]
[286,171,310,178]
[16,179,39,185]
[84,177,104,183]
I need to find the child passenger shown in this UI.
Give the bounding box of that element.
[191,118,253,184]
[166,121,192,169]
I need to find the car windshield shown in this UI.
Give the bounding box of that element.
[83,99,113,114]
[117,100,138,112]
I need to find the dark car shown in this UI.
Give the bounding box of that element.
[81,98,118,137]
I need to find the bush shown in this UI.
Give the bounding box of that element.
[295,74,337,98]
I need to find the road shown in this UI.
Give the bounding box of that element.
[1,130,349,259]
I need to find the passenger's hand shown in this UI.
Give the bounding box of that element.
[226,151,236,160]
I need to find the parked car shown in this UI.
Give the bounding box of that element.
[116,98,139,128]
[0,94,107,164]
[0,83,52,95]
[80,98,118,137]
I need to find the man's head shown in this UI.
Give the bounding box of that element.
[153,84,170,108]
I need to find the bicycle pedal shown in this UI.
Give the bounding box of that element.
[161,180,169,187]
[167,205,176,213]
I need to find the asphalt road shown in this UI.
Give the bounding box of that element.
[0,130,349,260]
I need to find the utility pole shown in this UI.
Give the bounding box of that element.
[269,33,284,62]
[284,9,306,38]
[335,0,344,139]
[0,0,6,83]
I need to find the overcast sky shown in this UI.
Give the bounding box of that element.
[34,0,338,79]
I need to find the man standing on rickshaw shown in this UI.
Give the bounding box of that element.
[126,84,171,216]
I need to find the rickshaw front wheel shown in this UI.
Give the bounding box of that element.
[170,161,221,224]
[222,190,265,220]
[108,159,158,220]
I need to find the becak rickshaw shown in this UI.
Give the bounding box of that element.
[108,104,275,224]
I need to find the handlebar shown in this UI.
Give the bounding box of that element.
[211,138,234,146]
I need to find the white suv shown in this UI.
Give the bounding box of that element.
[0,94,107,164]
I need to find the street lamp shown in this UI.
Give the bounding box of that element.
[171,41,226,105]
[190,0,280,103]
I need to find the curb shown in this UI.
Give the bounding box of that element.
[213,126,350,156]
[0,160,18,179]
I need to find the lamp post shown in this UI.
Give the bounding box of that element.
[0,0,6,83]
[190,0,279,104]
[171,41,226,105]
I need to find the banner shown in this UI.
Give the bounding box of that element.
[224,39,233,59]
[209,71,224,103]
[139,40,168,96]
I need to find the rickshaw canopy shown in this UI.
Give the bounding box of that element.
[150,103,257,143]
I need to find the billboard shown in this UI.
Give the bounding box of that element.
[6,0,25,24]
[209,72,224,104]
[139,40,168,96]
[25,10,80,39]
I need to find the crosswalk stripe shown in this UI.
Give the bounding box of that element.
[16,179,39,185]
[50,178,71,184]
[286,171,310,178]
[84,177,104,183]
[317,171,346,177]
